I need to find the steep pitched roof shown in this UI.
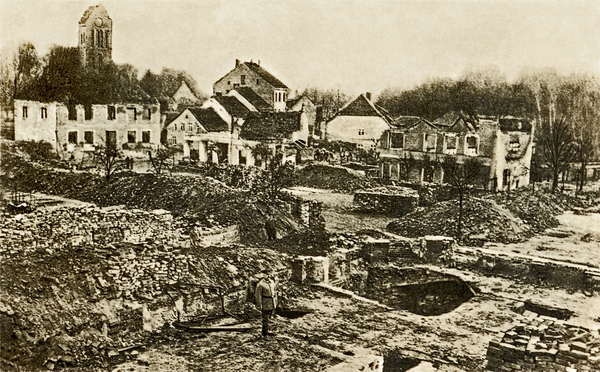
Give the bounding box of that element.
[214,95,251,118]
[188,108,229,132]
[244,62,288,89]
[234,87,272,112]
[163,112,181,129]
[240,111,301,140]
[329,93,393,124]
[80,4,111,24]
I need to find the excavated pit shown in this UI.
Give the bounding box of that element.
[382,350,421,372]
[276,308,311,319]
[358,267,476,316]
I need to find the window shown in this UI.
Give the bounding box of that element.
[68,131,78,144]
[188,124,193,132]
[170,136,177,145]
[68,104,77,120]
[466,135,478,155]
[358,128,365,136]
[84,131,94,144]
[108,106,116,120]
[445,134,457,154]
[503,169,510,187]
[240,75,246,85]
[256,79,260,85]
[142,131,150,143]
[127,107,137,121]
[105,31,109,47]
[227,81,231,85]
[22,106,28,118]
[147,108,152,121]
[127,131,136,143]
[180,123,185,130]
[390,133,404,148]
[423,133,437,152]
[509,141,520,151]
[84,104,93,120]
[40,107,47,119]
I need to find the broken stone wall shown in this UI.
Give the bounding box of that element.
[454,249,600,293]
[353,187,419,216]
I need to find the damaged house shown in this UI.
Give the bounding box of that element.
[162,105,309,166]
[14,100,161,155]
[378,115,534,191]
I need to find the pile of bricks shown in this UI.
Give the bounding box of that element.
[487,314,600,371]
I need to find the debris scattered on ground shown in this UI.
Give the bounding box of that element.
[295,164,378,192]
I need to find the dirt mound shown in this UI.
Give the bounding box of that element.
[295,164,377,192]
[387,198,532,245]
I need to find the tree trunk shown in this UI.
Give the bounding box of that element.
[578,160,587,193]
[552,170,559,193]
[457,191,463,241]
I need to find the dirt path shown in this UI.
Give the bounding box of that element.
[483,211,600,267]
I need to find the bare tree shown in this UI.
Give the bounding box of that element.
[94,143,124,182]
[251,143,296,204]
[441,156,483,239]
[148,145,179,176]
[537,116,578,193]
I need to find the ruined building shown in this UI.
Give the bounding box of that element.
[14,100,161,155]
[78,4,112,68]
[378,115,534,191]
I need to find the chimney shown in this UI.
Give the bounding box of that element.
[250,59,253,64]
[235,59,240,67]
[366,92,372,101]
[258,60,261,66]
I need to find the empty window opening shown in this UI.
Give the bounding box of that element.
[68,104,77,120]
[466,135,478,155]
[84,104,93,120]
[390,133,404,148]
[127,131,136,143]
[142,131,150,143]
[68,131,78,144]
[40,107,47,119]
[240,75,246,85]
[84,131,94,144]
[108,106,116,120]
[22,106,28,118]
[127,107,137,121]
[147,108,152,120]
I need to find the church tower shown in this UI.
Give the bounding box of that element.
[78,4,112,68]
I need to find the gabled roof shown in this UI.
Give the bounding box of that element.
[243,62,288,89]
[240,111,302,140]
[80,4,111,24]
[214,95,251,118]
[234,87,272,112]
[329,93,393,125]
[286,94,314,109]
[188,108,229,132]
[163,112,181,128]
[391,116,422,129]
[404,118,439,132]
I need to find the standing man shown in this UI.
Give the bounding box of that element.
[254,271,278,340]
[265,215,277,241]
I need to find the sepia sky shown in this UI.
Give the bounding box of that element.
[1,0,599,97]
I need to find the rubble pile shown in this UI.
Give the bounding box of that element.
[174,163,266,190]
[353,186,419,216]
[387,198,531,245]
[487,314,600,371]
[295,164,377,192]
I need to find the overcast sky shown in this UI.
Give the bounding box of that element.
[2,0,599,97]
